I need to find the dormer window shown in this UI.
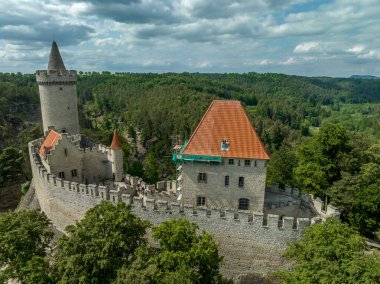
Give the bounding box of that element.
[221,139,229,151]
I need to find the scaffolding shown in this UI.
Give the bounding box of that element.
[172,140,222,164]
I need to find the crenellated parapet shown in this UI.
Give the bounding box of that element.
[36,70,77,85]
[28,138,338,249]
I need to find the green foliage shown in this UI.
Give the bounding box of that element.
[328,158,380,237]
[127,160,145,179]
[114,219,224,284]
[295,124,350,197]
[144,151,159,184]
[276,218,380,284]
[76,72,380,180]
[266,147,297,189]
[54,201,150,284]
[0,146,24,186]
[21,180,31,195]
[19,256,54,284]
[0,210,54,283]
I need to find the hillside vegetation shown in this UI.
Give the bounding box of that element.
[0,72,379,236]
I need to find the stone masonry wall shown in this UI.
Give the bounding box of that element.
[47,135,83,183]
[36,70,79,135]
[29,139,319,277]
[41,135,113,185]
[181,158,267,211]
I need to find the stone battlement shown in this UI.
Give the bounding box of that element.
[36,69,77,77]
[36,70,77,85]
[29,138,341,278]
[29,139,321,237]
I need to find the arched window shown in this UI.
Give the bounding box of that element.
[239,198,249,210]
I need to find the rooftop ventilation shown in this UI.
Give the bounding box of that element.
[221,139,229,151]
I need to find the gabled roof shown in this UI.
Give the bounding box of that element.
[48,41,66,71]
[39,130,61,158]
[181,100,270,160]
[110,131,122,149]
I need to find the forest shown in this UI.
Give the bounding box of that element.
[1,71,380,184]
[1,71,380,283]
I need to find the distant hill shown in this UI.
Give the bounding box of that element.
[350,75,379,79]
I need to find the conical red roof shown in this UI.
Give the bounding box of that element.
[110,131,122,149]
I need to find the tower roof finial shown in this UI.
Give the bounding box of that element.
[48,41,66,71]
[110,130,122,149]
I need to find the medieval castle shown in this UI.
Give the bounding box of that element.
[28,42,340,278]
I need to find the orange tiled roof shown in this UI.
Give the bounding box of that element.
[39,130,61,158]
[110,130,122,149]
[182,100,270,160]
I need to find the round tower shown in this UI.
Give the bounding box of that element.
[110,131,124,182]
[36,41,80,135]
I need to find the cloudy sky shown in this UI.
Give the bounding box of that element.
[1,0,380,76]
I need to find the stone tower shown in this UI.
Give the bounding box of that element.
[36,41,80,135]
[109,131,124,182]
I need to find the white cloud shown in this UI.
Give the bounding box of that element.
[347,45,365,54]
[359,50,380,60]
[0,0,380,76]
[294,42,321,53]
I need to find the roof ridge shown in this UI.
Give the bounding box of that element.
[181,100,270,160]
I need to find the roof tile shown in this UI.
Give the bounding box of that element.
[182,100,270,160]
[110,131,122,149]
[39,130,62,158]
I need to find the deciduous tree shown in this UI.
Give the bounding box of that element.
[55,201,150,284]
[114,219,224,284]
[294,124,350,197]
[0,210,53,283]
[276,218,380,283]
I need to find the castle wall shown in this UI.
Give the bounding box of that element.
[36,70,79,135]
[41,135,113,185]
[29,140,313,278]
[181,158,267,211]
[47,135,83,183]
[83,148,113,184]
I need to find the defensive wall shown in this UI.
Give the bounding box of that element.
[28,139,336,277]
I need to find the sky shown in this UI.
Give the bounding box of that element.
[1,0,380,77]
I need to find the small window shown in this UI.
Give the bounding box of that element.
[197,196,206,206]
[225,175,229,186]
[238,160,241,166]
[238,177,244,187]
[64,149,68,156]
[59,87,62,91]
[254,160,257,167]
[239,198,249,210]
[228,158,234,165]
[198,173,207,183]
[71,169,77,177]
[221,139,229,151]
[58,171,65,179]
[67,106,70,110]
[244,160,251,167]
